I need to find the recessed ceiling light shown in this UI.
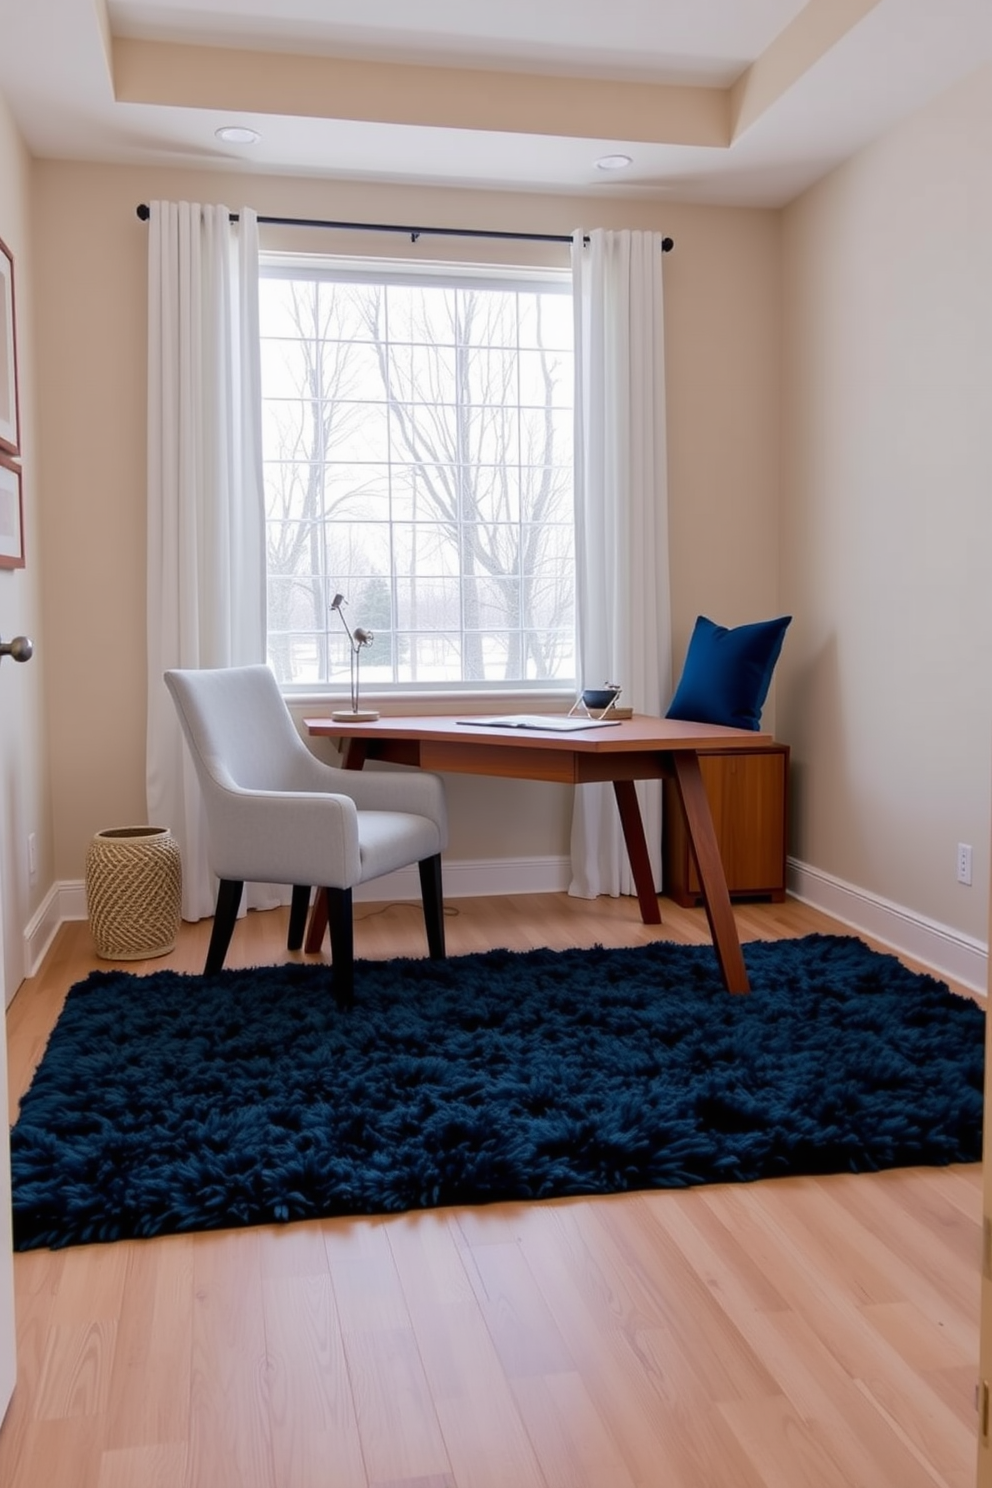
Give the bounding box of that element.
[215,126,261,145]
[595,153,633,171]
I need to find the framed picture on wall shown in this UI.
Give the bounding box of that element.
[0,237,19,456]
[0,454,24,568]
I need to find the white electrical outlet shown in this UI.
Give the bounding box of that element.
[957,842,973,886]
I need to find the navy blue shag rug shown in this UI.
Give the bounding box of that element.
[10,933,984,1250]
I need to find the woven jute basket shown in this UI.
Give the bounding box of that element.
[85,826,182,960]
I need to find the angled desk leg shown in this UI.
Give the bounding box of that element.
[669,751,751,994]
[304,738,369,954]
[304,888,329,954]
[612,780,662,924]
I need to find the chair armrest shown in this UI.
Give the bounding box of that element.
[283,748,447,842]
[207,786,363,888]
[324,767,448,843]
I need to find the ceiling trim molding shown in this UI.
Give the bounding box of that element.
[111,37,732,148]
[730,0,884,140]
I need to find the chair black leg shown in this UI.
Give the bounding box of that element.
[287,885,312,950]
[325,886,354,1008]
[205,879,244,975]
[418,853,446,959]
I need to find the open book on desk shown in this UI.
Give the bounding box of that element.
[457,714,621,732]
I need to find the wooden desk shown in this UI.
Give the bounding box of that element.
[304,714,773,994]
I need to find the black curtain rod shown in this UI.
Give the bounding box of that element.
[135,203,673,251]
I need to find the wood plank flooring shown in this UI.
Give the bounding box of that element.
[0,892,983,1487]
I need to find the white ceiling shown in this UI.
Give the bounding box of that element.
[0,0,990,207]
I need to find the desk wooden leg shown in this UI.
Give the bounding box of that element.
[304,737,369,953]
[304,892,329,953]
[669,752,750,994]
[612,780,662,925]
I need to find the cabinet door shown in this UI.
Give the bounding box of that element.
[683,749,787,898]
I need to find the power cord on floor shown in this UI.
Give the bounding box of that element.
[353,901,461,922]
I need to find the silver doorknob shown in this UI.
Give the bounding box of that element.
[0,635,33,663]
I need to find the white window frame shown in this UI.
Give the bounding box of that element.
[259,252,576,706]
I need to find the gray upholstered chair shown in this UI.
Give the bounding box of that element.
[163,665,447,1003]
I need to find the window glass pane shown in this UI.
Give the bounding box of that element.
[319,341,389,401]
[395,576,460,631]
[406,345,457,402]
[323,465,392,523]
[261,338,316,399]
[387,400,459,458]
[463,291,518,350]
[265,517,324,572]
[467,466,520,525]
[404,633,463,684]
[386,284,455,344]
[464,346,516,403]
[264,464,317,524]
[322,520,394,577]
[260,258,575,690]
[388,463,458,522]
[518,348,573,408]
[520,408,572,467]
[519,469,572,524]
[323,402,389,462]
[518,292,573,350]
[263,399,314,456]
[465,406,519,465]
[391,523,460,577]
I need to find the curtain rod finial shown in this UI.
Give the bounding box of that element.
[136,204,150,221]
[662,237,674,252]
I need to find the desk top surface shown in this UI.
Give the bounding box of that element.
[304,712,773,754]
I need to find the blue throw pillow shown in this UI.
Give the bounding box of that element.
[666,614,791,731]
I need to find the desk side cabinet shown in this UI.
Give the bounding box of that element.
[662,744,790,907]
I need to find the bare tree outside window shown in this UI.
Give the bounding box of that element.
[260,261,575,691]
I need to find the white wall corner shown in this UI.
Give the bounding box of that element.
[787,858,988,997]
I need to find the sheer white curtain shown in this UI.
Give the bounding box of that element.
[569,229,672,899]
[145,201,270,919]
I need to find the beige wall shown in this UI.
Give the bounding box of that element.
[779,63,992,939]
[0,93,52,1005]
[30,161,782,887]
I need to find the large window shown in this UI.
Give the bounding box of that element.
[259,258,575,693]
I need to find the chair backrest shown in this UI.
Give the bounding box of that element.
[164,665,314,795]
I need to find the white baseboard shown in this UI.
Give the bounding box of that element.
[46,857,572,930]
[787,858,988,996]
[39,856,985,997]
[22,881,81,978]
[354,854,572,902]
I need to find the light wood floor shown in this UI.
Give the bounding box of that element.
[0,892,983,1488]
